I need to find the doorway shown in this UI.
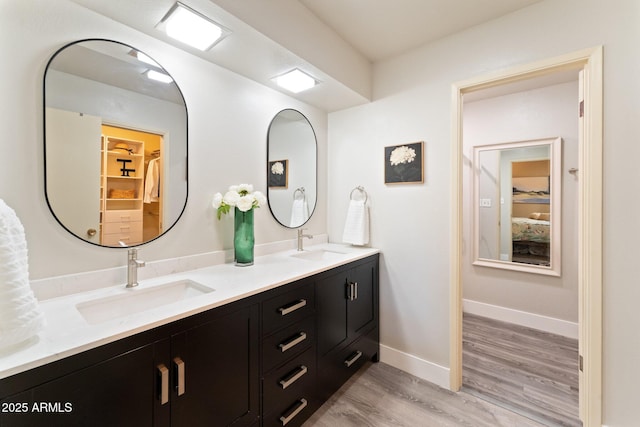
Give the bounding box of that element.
[449,47,603,426]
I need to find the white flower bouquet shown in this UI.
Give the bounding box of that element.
[212,184,267,220]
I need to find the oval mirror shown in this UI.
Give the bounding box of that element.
[473,137,562,276]
[44,39,188,248]
[266,109,317,228]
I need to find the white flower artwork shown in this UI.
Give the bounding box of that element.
[384,141,424,184]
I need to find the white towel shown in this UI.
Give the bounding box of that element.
[144,158,160,203]
[290,198,309,227]
[342,199,369,246]
[0,199,45,351]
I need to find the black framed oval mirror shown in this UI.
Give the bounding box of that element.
[44,39,188,247]
[266,109,317,228]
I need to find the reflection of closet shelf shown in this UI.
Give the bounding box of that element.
[100,136,144,246]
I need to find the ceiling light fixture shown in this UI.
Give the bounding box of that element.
[157,2,229,51]
[145,69,173,84]
[273,69,318,93]
[131,50,160,67]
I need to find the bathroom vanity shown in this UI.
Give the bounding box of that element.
[0,245,379,427]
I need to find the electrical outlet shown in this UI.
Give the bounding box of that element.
[480,198,492,207]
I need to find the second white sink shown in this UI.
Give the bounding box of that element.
[76,279,213,324]
[290,249,347,262]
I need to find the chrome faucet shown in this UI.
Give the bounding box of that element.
[126,248,145,288]
[297,229,313,251]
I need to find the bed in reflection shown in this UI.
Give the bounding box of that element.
[512,213,550,266]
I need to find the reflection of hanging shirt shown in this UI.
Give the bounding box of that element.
[144,158,160,203]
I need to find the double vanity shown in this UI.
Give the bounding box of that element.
[0,244,379,427]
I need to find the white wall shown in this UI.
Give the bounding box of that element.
[462,82,579,324]
[0,0,327,279]
[328,0,640,424]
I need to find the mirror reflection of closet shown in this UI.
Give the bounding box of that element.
[43,39,187,248]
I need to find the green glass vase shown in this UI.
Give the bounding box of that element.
[234,207,254,266]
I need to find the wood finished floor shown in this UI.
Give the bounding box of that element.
[462,313,581,427]
[303,362,546,427]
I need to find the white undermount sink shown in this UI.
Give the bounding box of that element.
[290,249,348,262]
[76,279,213,324]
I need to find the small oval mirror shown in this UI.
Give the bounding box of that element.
[266,109,317,228]
[44,39,188,247]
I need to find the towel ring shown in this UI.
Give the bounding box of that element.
[293,187,306,200]
[349,186,368,203]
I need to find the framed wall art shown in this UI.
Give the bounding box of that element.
[384,141,424,184]
[268,159,288,188]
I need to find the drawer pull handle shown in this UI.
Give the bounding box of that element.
[344,350,363,367]
[279,365,308,389]
[279,332,307,353]
[174,357,185,396]
[278,299,307,316]
[157,364,169,405]
[280,398,308,426]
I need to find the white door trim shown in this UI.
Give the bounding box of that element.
[449,46,603,426]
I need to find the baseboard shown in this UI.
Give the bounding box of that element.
[463,299,578,339]
[379,344,450,389]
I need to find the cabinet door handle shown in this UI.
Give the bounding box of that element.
[157,364,169,405]
[344,350,363,367]
[347,281,358,301]
[279,365,308,390]
[173,357,185,396]
[279,332,307,353]
[279,398,308,426]
[278,299,307,316]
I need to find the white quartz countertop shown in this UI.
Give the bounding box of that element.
[0,243,379,380]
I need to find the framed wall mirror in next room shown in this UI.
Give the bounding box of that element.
[473,137,562,276]
[43,39,188,248]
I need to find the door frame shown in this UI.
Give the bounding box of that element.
[449,46,603,426]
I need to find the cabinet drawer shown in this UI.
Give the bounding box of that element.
[263,282,314,335]
[263,316,314,373]
[263,397,313,427]
[103,209,143,223]
[263,346,315,414]
[101,231,143,246]
[317,328,379,401]
[102,220,143,235]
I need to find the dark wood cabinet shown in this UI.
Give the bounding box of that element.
[316,256,379,400]
[0,301,259,427]
[0,253,379,427]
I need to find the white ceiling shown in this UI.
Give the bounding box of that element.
[298,0,541,62]
[69,0,543,111]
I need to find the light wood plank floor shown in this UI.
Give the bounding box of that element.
[303,362,546,426]
[463,313,581,427]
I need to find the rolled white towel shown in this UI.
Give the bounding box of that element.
[0,199,45,351]
[342,199,369,246]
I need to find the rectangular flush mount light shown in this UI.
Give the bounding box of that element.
[157,2,229,51]
[146,69,173,84]
[273,69,318,93]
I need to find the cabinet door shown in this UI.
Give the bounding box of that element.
[316,272,347,357]
[347,261,377,339]
[170,305,259,427]
[0,344,155,427]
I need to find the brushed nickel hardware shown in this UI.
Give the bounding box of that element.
[157,364,169,405]
[280,398,308,426]
[125,247,145,288]
[278,299,307,316]
[279,365,308,390]
[344,350,363,368]
[174,357,185,396]
[279,332,307,353]
[347,281,358,301]
[296,228,313,251]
